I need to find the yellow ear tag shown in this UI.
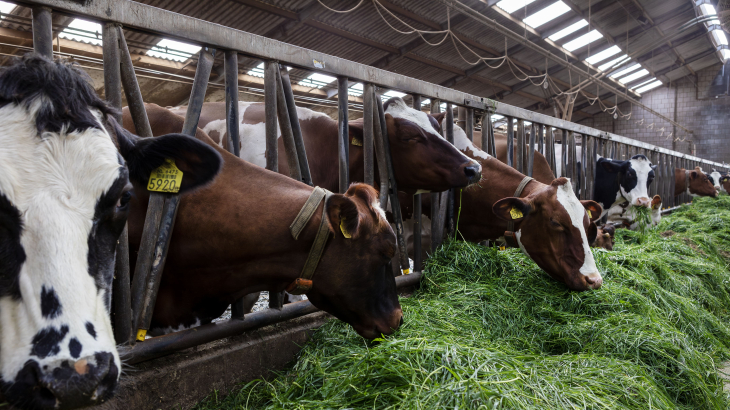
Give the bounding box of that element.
[587,209,592,218]
[136,329,147,341]
[147,159,183,193]
[340,218,352,239]
[351,137,363,146]
[509,207,523,219]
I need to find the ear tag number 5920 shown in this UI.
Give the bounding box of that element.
[147,159,183,193]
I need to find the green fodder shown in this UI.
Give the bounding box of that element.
[196,196,730,410]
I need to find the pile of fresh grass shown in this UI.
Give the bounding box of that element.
[196,196,730,410]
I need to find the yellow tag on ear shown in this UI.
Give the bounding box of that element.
[351,137,363,146]
[147,159,183,193]
[340,218,352,238]
[509,207,523,219]
[136,329,147,341]
[587,209,592,218]
[402,269,410,275]
[499,246,506,251]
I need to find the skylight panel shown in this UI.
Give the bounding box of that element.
[299,73,336,89]
[147,39,201,62]
[348,82,363,97]
[247,62,264,78]
[631,77,656,90]
[381,90,406,102]
[421,98,430,107]
[711,29,728,46]
[619,69,649,84]
[598,54,629,71]
[0,1,15,16]
[523,1,570,28]
[495,0,537,14]
[635,80,662,94]
[58,18,102,46]
[562,29,603,51]
[722,49,730,61]
[609,63,640,78]
[492,114,505,121]
[548,19,588,41]
[699,4,721,25]
[585,45,621,65]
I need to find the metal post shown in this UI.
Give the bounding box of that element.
[527,123,536,177]
[430,99,441,253]
[412,94,422,273]
[337,76,349,193]
[275,68,302,182]
[445,103,455,237]
[466,107,474,142]
[280,66,312,186]
[363,83,375,187]
[224,51,240,157]
[264,60,278,173]
[545,126,555,175]
[371,90,389,208]
[136,47,216,336]
[569,132,577,193]
[506,116,514,168]
[581,136,588,200]
[457,106,466,131]
[561,129,568,179]
[537,124,544,155]
[516,119,525,174]
[32,6,53,58]
[104,23,131,346]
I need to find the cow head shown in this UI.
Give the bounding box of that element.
[721,175,730,194]
[686,167,718,197]
[493,178,604,291]
[0,55,221,410]
[591,224,615,251]
[305,184,401,339]
[598,155,656,208]
[710,170,723,192]
[374,97,481,192]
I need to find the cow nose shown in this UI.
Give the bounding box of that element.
[464,163,482,184]
[585,274,603,290]
[38,353,118,409]
[635,197,651,208]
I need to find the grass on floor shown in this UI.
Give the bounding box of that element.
[195,195,730,410]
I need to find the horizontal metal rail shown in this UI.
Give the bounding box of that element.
[118,273,422,364]
[14,0,728,171]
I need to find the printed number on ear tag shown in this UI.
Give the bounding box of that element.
[148,159,183,193]
[587,209,592,218]
[340,218,352,238]
[509,207,523,219]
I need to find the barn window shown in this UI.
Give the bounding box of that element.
[548,20,588,41]
[523,1,570,28]
[58,19,102,46]
[609,63,641,79]
[563,29,603,52]
[495,0,537,14]
[635,80,663,94]
[619,69,650,85]
[598,54,629,71]
[0,1,14,17]
[146,39,201,62]
[585,45,621,65]
[298,73,336,89]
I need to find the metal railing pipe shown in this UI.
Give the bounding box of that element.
[275,68,303,182]
[506,116,514,168]
[527,123,536,178]
[363,83,375,187]
[264,60,278,173]
[337,76,349,193]
[412,94,422,274]
[32,6,52,58]
[280,67,312,186]
[224,50,241,157]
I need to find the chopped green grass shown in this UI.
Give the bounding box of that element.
[195,196,730,410]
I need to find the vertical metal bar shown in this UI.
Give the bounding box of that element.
[527,123,536,177]
[264,60,278,173]
[537,124,544,155]
[337,76,349,193]
[445,103,455,237]
[276,68,302,182]
[430,99,441,253]
[516,119,525,174]
[104,23,132,346]
[281,66,312,186]
[363,83,375,187]
[466,108,474,142]
[118,28,152,138]
[506,116,514,168]
[581,136,588,200]
[457,107,466,131]
[411,94,422,273]
[569,132,577,194]
[545,126,555,175]
[224,51,240,157]
[136,47,216,335]
[561,129,568,178]
[32,6,53,58]
[372,90,389,208]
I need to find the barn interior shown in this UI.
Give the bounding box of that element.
[0,0,726,161]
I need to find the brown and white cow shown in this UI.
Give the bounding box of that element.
[591,225,616,251]
[675,167,717,197]
[123,104,402,340]
[170,97,482,194]
[403,122,604,291]
[0,56,222,410]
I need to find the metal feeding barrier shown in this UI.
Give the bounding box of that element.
[21,0,730,365]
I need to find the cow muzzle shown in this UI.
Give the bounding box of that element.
[463,162,482,185]
[585,273,603,290]
[353,307,403,339]
[634,197,651,208]
[5,353,118,410]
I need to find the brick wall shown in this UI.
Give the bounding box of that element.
[577,64,730,164]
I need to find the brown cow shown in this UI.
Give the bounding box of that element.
[675,167,717,197]
[170,97,482,193]
[591,225,616,251]
[123,104,402,339]
[721,175,730,193]
[404,122,604,291]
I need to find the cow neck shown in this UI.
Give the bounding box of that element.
[674,168,687,196]
[504,176,534,248]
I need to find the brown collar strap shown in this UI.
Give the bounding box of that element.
[286,187,333,295]
[505,176,534,248]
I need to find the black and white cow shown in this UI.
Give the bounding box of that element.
[710,170,727,194]
[0,55,221,410]
[593,155,656,220]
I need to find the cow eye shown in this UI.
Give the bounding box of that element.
[116,190,132,210]
[550,219,563,229]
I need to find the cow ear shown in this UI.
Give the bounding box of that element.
[430,112,446,131]
[580,200,602,222]
[384,113,397,139]
[492,197,531,222]
[599,159,621,173]
[348,121,364,146]
[651,195,662,209]
[690,170,699,180]
[326,192,361,239]
[116,124,222,194]
[586,222,598,244]
[651,164,657,171]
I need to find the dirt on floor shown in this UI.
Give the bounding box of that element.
[720,362,730,392]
